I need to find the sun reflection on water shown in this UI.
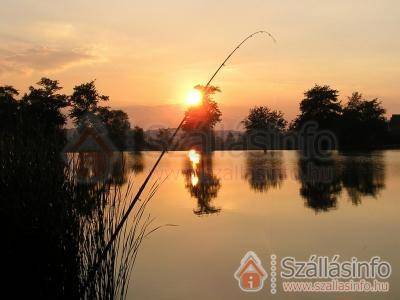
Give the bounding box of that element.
[191,173,199,186]
[188,149,201,186]
[188,149,201,166]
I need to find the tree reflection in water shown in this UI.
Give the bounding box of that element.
[341,152,385,205]
[296,151,386,213]
[74,151,145,185]
[127,151,145,175]
[245,151,286,192]
[296,153,342,212]
[182,150,221,216]
[180,150,386,215]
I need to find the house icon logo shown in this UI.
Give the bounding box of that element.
[234,251,268,292]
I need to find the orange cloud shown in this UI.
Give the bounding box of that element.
[0,46,95,75]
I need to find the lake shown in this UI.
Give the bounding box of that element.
[104,150,400,299]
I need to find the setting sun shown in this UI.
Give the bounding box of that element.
[185,89,202,106]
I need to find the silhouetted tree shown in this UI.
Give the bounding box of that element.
[0,85,18,104]
[97,107,130,150]
[182,85,222,152]
[341,92,387,148]
[130,126,145,151]
[0,86,19,130]
[0,78,151,299]
[68,81,141,150]
[69,80,109,125]
[242,106,287,151]
[291,85,342,133]
[243,106,287,132]
[11,78,69,152]
[1,79,81,299]
[182,85,222,132]
[21,78,69,130]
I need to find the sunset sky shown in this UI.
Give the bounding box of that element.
[1,0,399,129]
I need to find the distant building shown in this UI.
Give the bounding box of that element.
[389,115,400,135]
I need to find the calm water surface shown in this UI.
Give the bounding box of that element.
[113,150,399,299]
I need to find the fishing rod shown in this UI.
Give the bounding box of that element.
[81,30,276,293]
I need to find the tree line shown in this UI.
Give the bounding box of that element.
[0,78,145,151]
[179,84,394,151]
[0,79,397,151]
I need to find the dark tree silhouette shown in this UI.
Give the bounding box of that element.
[182,85,222,132]
[291,85,342,133]
[243,106,287,133]
[182,85,222,152]
[341,92,387,148]
[1,80,81,298]
[130,126,145,151]
[242,106,287,151]
[97,107,131,150]
[21,78,69,131]
[68,80,147,150]
[0,85,19,130]
[1,78,70,156]
[0,85,18,104]
[69,80,109,125]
